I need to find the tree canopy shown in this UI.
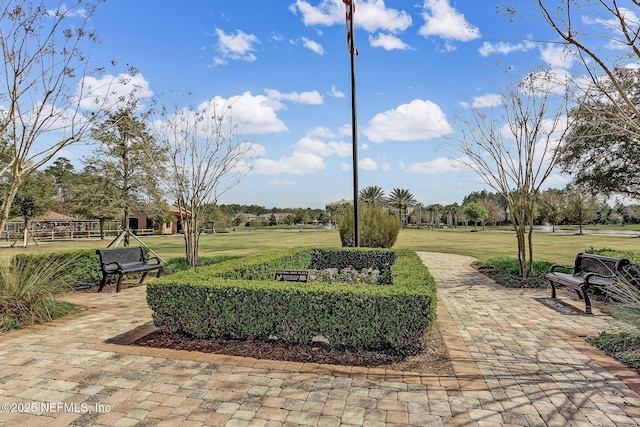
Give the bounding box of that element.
[558,68,640,199]
[85,109,166,245]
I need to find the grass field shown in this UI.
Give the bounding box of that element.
[1,227,639,265]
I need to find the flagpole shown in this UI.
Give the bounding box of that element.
[348,0,360,247]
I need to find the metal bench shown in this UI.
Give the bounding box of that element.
[546,252,630,314]
[96,247,163,292]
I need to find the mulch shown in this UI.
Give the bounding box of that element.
[131,325,455,375]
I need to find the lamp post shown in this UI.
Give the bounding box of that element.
[347,0,359,247]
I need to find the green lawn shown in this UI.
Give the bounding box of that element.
[1,226,639,265]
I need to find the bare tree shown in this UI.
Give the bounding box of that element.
[452,79,571,277]
[157,100,253,267]
[0,1,112,234]
[539,0,640,137]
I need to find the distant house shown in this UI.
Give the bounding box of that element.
[128,205,190,235]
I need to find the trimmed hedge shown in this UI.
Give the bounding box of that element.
[147,248,436,354]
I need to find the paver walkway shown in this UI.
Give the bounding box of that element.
[0,252,638,426]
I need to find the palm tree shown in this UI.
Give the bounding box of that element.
[444,203,460,228]
[387,188,416,227]
[424,204,444,228]
[359,185,385,204]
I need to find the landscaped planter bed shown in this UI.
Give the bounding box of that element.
[147,248,437,355]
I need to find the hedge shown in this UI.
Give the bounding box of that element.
[147,248,437,354]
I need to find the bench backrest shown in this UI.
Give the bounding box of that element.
[96,247,146,271]
[574,252,631,276]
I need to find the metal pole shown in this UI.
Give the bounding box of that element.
[348,0,359,247]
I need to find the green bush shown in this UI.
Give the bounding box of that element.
[0,254,78,327]
[147,248,436,354]
[339,203,400,248]
[589,331,640,374]
[473,256,554,288]
[585,247,640,263]
[15,249,103,289]
[162,255,239,275]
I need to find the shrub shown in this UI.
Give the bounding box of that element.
[147,248,436,354]
[473,256,553,288]
[15,249,103,289]
[0,254,78,327]
[162,255,239,275]
[585,247,640,263]
[589,331,640,374]
[339,203,400,248]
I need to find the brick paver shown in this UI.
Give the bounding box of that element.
[0,252,638,426]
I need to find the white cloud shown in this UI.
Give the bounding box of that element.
[47,4,87,18]
[296,137,351,157]
[520,69,572,96]
[419,0,480,42]
[252,136,351,176]
[585,8,640,51]
[539,43,577,69]
[340,162,351,171]
[460,93,502,108]
[253,152,326,175]
[542,174,569,187]
[359,157,378,170]
[339,124,352,136]
[478,39,537,57]
[197,92,288,135]
[264,88,323,105]
[76,73,153,111]
[240,142,266,158]
[290,0,411,33]
[402,156,470,174]
[369,33,411,51]
[353,1,412,33]
[214,28,259,64]
[363,99,453,143]
[302,37,325,55]
[329,85,345,98]
[306,127,335,138]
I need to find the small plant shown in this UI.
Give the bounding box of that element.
[589,331,640,374]
[308,267,382,286]
[162,255,239,275]
[473,256,553,288]
[0,255,78,328]
[1,318,22,330]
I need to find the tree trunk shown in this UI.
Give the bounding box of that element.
[183,211,200,268]
[22,220,28,248]
[123,206,130,246]
[99,218,105,239]
[0,178,23,242]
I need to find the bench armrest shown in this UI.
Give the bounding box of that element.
[103,261,123,270]
[549,264,573,273]
[583,272,616,284]
[145,256,162,265]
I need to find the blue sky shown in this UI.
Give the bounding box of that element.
[62,0,579,209]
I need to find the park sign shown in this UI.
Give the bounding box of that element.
[274,269,309,282]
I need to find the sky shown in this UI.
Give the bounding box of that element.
[55,0,594,209]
